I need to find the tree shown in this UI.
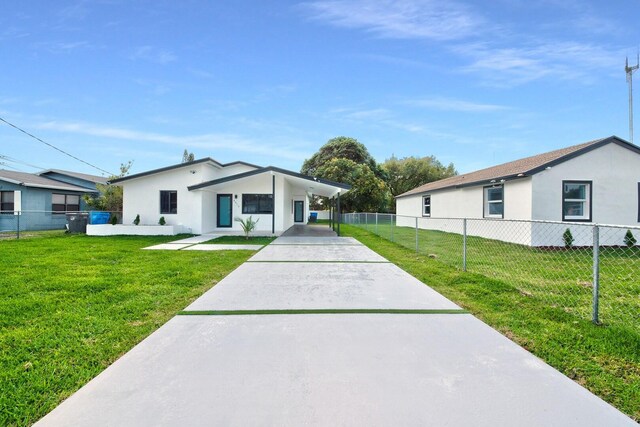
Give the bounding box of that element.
[316,158,390,213]
[182,149,195,163]
[382,155,457,197]
[83,161,133,213]
[301,136,385,180]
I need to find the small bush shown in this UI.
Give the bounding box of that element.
[563,228,574,248]
[110,214,118,225]
[624,229,637,247]
[133,214,140,225]
[159,216,166,225]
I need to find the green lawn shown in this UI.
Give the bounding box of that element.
[339,224,640,421]
[0,232,252,426]
[352,221,640,332]
[202,235,276,245]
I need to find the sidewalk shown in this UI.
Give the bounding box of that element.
[35,236,635,426]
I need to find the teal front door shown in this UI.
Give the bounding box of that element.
[294,201,304,223]
[217,194,232,228]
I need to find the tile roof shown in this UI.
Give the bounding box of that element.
[0,170,96,192]
[397,136,636,198]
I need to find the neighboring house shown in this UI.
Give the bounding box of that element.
[37,169,108,191]
[109,158,350,235]
[0,169,102,231]
[396,136,640,246]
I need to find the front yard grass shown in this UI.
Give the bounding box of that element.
[0,232,252,426]
[340,224,640,422]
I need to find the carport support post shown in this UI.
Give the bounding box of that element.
[336,192,341,236]
[592,225,600,325]
[462,219,467,272]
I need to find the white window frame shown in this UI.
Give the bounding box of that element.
[562,181,591,222]
[422,195,431,217]
[484,185,504,218]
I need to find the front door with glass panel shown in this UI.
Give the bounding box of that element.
[294,200,304,223]
[217,194,232,228]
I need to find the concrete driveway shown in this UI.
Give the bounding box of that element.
[35,235,635,426]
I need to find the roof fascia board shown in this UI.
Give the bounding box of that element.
[110,157,220,184]
[395,174,527,199]
[188,166,351,191]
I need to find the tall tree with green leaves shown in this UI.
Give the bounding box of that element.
[382,155,457,197]
[83,161,133,213]
[302,137,390,212]
[182,149,195,163]
[301,136,386,180]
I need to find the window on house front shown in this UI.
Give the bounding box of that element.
[242,194,273,214]
[484,185,504,218]
[422,195,431,217]
[563,181,591,221]
[0,191,14,214]
[160,191,178,214]
[52,194,80,213]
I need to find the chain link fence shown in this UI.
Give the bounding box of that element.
[343,213,640,331]
[0,210,123,240]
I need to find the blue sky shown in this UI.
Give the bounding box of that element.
[1,0,639,178]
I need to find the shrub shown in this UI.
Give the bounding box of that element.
[133,214,140,225]
[234,216,259,240]
[624,229,637,247]
[563,228,574,248]
[110,214,118,225]
[159,216,166,225]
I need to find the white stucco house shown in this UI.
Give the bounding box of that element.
[100,158,350,235]
[396,136,640,246]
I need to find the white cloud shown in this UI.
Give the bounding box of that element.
[456,41,622,86]
[36,120,308,162]
[302,0,483,41]
[404,96,509,112]
[130,46,177,64]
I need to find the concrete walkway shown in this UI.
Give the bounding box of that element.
[36,236,635,426]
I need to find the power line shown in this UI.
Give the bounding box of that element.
[0,154,45,171]
[0,116,114,176]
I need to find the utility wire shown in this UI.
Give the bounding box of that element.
[0,116,114,176]
[0,154,45,171]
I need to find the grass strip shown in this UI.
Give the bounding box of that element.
[178,309,468,316]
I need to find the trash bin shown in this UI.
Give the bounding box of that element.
[309,212,318,223]
[66,213,89,233]
[89,211,111,224]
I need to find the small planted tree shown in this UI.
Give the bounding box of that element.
[133,214,140,225]
[159,216,166,225]
[110,214,118,225]
[234,216,259,240]
[624,229,637,247]
[563,228,574,248]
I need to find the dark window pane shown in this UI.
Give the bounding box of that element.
[563,201,584,216]
[489,202,503,215]
[564,183,586,199]
[487,187,503,201]
[0,191,13,213]
[242,194,273,214]
[160,191,177,214]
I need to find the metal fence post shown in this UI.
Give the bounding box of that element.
[17,213,20,240]
[375,212,378,235]
[390,214,394,242]
[365,213,369,231]
[462,218,467,272]
[415,217,419,253]
[592,225,600,325]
